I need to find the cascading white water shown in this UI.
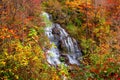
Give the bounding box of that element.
[42,12,82,66]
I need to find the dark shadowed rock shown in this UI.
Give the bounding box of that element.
[60,54,69,64]
[52,26,60,35]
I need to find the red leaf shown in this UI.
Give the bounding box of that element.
[117,78,120,80]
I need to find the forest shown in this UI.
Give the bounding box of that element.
[0,0,120,80]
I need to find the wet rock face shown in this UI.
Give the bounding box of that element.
[52,26,61,41]
[52,25,68,52]
[52,26,60,35]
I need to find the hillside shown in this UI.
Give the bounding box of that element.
[0,0,120,80]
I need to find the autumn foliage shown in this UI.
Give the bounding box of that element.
[0,0,67,80]
[0,0,120,79]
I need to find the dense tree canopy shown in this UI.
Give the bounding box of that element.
[0,0,120,80]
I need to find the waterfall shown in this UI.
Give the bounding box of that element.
[42,12,82,66]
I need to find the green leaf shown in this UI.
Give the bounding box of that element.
[28,28,37,37]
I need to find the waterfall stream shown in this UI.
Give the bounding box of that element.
[42,12,82,66]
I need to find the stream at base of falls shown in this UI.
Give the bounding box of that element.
[42,12,82,66]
